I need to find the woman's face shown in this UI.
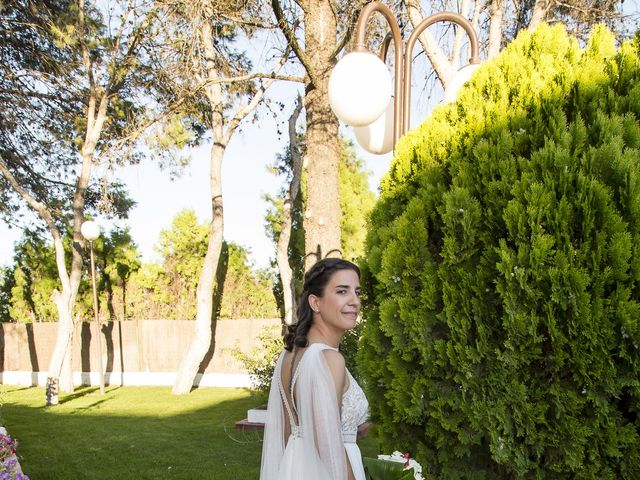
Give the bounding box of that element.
[311,269,361,331]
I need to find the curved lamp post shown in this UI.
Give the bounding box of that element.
[328,1,481,154]
[81,220,105,395]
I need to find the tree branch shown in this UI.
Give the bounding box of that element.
[0,154,70,291]
[271,0,316,86]
[405,0,457,88]
[223,46,293,143]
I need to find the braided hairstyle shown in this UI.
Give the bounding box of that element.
[284,258,360,351]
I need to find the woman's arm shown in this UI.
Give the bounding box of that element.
[322,349,346,407]
[322,349,356,480]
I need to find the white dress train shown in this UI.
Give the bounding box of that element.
[260,343,370,480]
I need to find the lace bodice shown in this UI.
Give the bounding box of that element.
[340,369,369,443]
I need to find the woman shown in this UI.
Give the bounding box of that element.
[260,258,370,480]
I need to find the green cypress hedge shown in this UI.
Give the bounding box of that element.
[359,24,640,479]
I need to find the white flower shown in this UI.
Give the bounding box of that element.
[377,451,425,480]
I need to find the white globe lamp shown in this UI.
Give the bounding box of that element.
[328,51,392,127]
[443,63,481,104]
[81,220,100,241]
[353,100,394,155]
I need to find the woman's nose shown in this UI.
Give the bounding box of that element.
[351,292,361,307]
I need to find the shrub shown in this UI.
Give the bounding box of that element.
[359,25,640,479]
[233,326,283,395]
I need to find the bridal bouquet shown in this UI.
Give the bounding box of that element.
[363,451,425,480]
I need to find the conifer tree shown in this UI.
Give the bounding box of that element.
[360,25,640,478]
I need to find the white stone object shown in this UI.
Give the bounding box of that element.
[247,407,268,424]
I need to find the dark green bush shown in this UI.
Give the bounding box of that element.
[359,24,640,479]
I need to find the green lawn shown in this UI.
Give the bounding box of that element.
[1,385,379,479]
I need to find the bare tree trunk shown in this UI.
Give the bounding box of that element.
[172,17,226,394]
[276,96,303,326]
[405,0,456,88]
[0,146,94,405]
[302,0,341,269]
[528,0,550,31]
[451,0,472,69]
[171,17,284,393]
[45,149,98,403]
[47,286,74,403]
[488,0,504,59]
[60,343,73,392]
[45,89,108,403]
[172,139,225,394]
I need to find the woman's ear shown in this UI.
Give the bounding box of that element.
[308,294,319,313]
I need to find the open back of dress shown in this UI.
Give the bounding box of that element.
[260,343,368,480]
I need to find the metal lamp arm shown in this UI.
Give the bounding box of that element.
[352,1,404,147]
[403,12,480,134]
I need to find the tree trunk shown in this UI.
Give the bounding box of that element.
[172,18,225,394]
[170,13,284,392]
[302,0,341,270]
[277,97,303,325]
[60,343,74,392]
[451,0,472,69]
[405,0,456,88]
[172,139,225,394]
[528,0,550,31]
[488,0,504,59]
[45,96,107,404]
[45,288,74,404]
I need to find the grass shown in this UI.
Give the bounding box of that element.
[1,385,379,479]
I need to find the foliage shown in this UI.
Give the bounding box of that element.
[360,24,640,478]
[0,227,140,323]
[132,209,208,320]
[0,0,80,223]
[0,268,10,321]
[339,140,377,263]
[0,0,147,224]
[125,209,278,320]
[233,325,283,394]
[0,430,29,480]
[0,210,279,322]
[0,230,63,323]
[363,452,425,480]
[219,244,279,319]
[265,137,376,291]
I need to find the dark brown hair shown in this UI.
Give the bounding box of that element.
[284,258,360,351]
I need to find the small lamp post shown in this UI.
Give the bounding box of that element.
[328,1,481,154]
[81,220,105,395]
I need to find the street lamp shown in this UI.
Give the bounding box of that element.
[328,1,481,154]
[81,220,105,395]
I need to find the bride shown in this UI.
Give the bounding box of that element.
[260,258,371,480]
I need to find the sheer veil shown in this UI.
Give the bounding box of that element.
[260,343,349,480]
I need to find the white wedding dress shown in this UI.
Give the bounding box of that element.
[260,343,370,480]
